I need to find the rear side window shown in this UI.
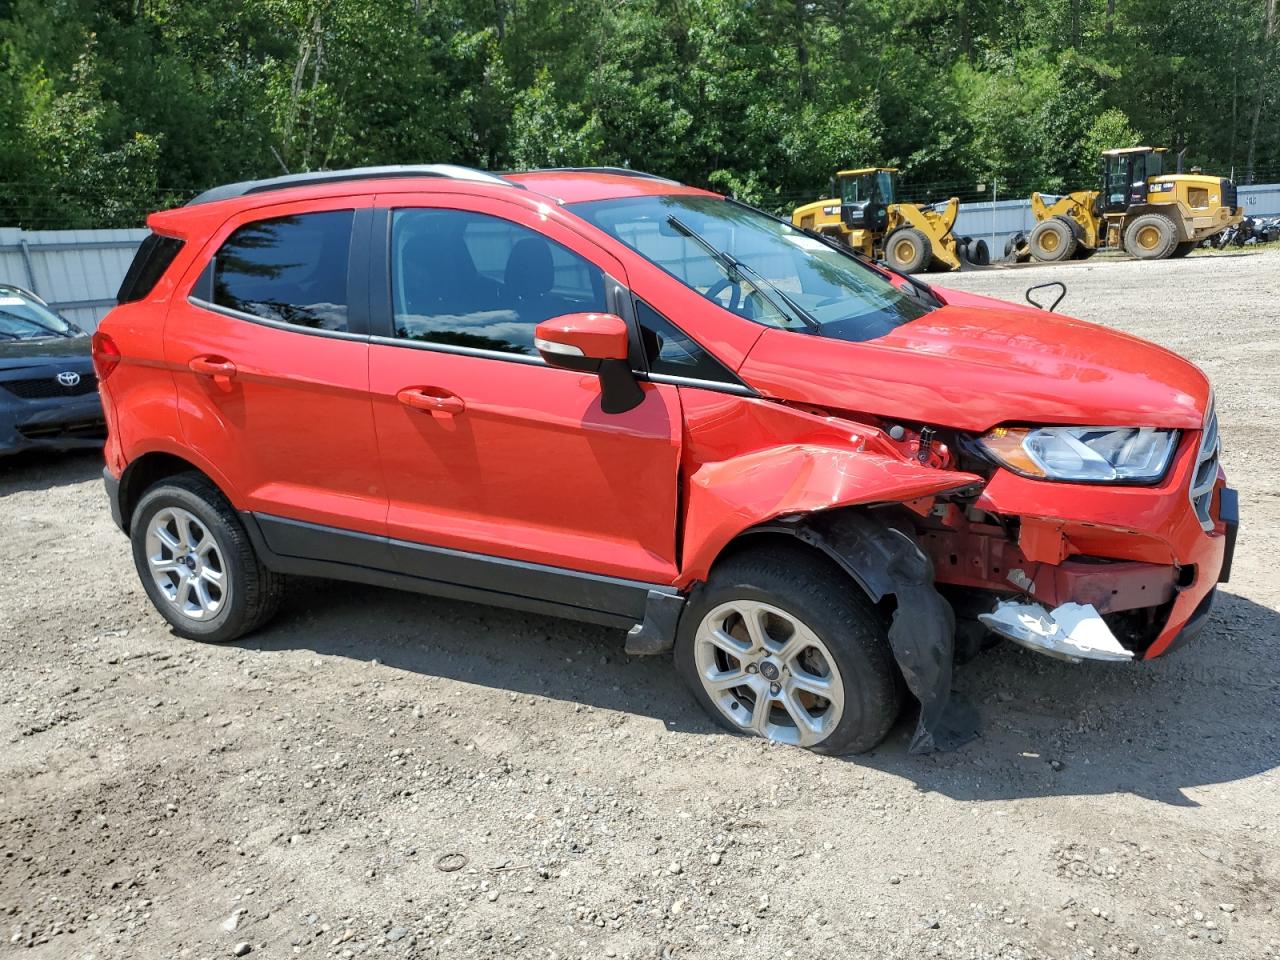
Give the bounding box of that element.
[117,233,185,304]
[213,210,353,331]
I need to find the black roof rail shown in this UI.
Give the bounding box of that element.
[185,164,522,207]
[511,166,680,184]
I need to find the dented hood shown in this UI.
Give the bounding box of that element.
[737,288,1210,433]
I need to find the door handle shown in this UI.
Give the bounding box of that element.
[397,387,466,415]
[188,355,238,379]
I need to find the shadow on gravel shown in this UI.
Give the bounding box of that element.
[241,579,1280,807]
[0,448,102,496]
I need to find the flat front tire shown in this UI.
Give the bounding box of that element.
[130,473,284,643]
[675,546,900,755]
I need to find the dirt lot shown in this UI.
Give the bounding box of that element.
[2,250,1278,960]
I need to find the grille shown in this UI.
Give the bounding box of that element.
[0,372,98,400]
[1221,178,1237,210]
[1189,400,1219,531]
[17,419,105,441]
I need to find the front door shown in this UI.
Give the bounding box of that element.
[367,195,682,584]
[166,197,386,536]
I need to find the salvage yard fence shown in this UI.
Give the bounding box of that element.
[3,184,1279,333]
[0,226,148,331]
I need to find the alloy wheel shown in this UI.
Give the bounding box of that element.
[145,506,229,621]
[693,599,845,747]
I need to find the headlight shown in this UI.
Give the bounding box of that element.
[978,426,1179,483]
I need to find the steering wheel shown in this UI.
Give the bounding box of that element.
[704,277,743,312]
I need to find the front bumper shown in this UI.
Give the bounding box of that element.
[929,430,1236,659]
[0,394,105,455]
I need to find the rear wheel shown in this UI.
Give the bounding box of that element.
[1124,214,1178,260]
[884,228,930,273]
[675,546,900,755]
[1028,217,1076,261]
[130,473,284,643]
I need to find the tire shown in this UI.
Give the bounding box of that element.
[967,237,990,266]
[1169,240,1196,259]
[1028,217,1076,262]
[130,472,284,643]
[674,545,901,755]
[1124,213,1178,260]
[884,228,930,273]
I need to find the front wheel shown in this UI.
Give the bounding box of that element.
[130,473,284,643]
[1029,218,1076,261]
[675,546,901,755]
[884,228,930,273]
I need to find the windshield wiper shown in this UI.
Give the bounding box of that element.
[666,216,819,331]
[0,308,72,338]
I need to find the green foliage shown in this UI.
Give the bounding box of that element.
[0,0,1276,228]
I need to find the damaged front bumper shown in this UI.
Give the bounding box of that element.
[923,429,1238,661]
[979,599,1135,662]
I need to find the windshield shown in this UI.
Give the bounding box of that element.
[569,195,931,342]
[0,286,78,341]
[841,171,895,205]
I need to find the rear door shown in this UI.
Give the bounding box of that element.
[367,193,682,584]
[166,196,386,536]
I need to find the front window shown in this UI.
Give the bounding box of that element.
[390,208,608,355]
[841,171,896,206]
[0,285,79,341]
[571,194,930,343]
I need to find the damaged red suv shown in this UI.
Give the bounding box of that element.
[96,165,1238,755]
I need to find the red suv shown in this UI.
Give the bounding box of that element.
[96,165,1237,755]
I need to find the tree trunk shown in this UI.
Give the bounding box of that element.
[793,0,812,100]
[1244,0,1277,183]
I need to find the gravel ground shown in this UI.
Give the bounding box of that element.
[2,250,1278,960]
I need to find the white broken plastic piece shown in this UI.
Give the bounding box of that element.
[978,599,1134,663]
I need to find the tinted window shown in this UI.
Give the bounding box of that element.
[118,233,185,304]
[213,210,353,331]
[391,208,607,355]
[636,300,737,383]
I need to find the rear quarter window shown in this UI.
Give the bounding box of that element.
[117,234,185,304]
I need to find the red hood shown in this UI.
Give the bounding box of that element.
[736,288,1210,433]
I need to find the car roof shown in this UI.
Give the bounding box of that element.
[503,168,716,204]
[182,164,715,209]
[151,165,718,235]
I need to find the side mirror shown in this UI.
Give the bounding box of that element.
[534,312,643,414]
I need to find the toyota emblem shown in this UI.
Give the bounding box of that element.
[56,371,81,387]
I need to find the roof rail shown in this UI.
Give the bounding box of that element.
[514,166,680,184]
[185,164,521,206]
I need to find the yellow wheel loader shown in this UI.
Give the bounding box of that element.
[1019,147,1244,263]
[792,168,983,272]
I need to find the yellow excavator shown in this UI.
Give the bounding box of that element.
[1019,147,1244,262]
[792,167,984,272]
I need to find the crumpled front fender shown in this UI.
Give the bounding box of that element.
[680,442,981,582]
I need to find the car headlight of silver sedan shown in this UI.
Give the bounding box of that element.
[978,425,1179,483]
